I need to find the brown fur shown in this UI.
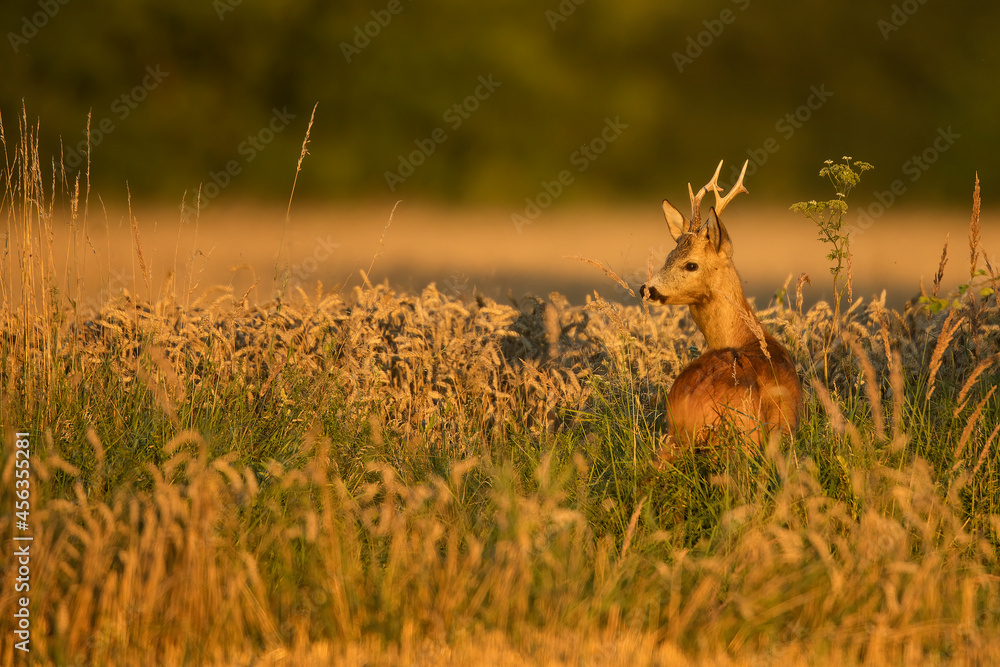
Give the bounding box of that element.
[641,172,802,451]
[665,333,801,447]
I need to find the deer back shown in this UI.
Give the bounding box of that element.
[666,333,802,446]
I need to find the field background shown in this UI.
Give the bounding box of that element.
[26,201,997,313]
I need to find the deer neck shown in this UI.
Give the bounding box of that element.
[688,267,760,350]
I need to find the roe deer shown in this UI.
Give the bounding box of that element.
[640,160,801,450]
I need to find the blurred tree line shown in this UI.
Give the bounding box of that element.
[2,0,997,209]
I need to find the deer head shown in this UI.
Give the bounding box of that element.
[640,160,749,306]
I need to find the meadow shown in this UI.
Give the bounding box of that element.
[3,117,1000,666]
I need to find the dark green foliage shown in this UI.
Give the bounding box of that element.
[2,2,996,204]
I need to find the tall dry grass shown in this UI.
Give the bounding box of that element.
[2,113,1000,665]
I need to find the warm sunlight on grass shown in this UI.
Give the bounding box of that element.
[3,114,1000,666]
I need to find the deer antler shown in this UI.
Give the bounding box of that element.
[713,159,749,215]
[687,160,750,228]
[687,161,723,228]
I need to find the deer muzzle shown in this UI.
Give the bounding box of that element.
[640,283,666,302]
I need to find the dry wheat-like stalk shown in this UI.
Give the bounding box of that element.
[877,310,893,374]
[795,273,811,314]
[85,427,106,486]
[618,497,646,566]
[645,249,658,287]
[567,255,636,299]
[952,385,996,470]
[925,309,964,402]
[890,350,905,445]
[583,297,630,340]
[273,102,318,276]
[973,421,1000,477]
[845,243,854,305]
[811,378,862,449]
[543,302,560,358]
[729,294,770,361]
[843,333,884,439]
[932,234,949,298]
[362,201,399,288]
[128,190,151,298]
[149,344,186,402]
[970,173,981,286]
[953,353,997,418]
[137,361,180,428]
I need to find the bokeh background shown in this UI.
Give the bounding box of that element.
[3,0,998,305]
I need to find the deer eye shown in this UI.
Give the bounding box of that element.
[684,262,699,272]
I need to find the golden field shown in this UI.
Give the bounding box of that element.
[19,197,997,314]
[3,123,1000,666]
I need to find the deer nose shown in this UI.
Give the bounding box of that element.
[641,284,668,302]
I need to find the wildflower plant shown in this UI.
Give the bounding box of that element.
[791,157,874,321]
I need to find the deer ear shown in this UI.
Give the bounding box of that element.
[704,207,733,257]
[662,199,689,242]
